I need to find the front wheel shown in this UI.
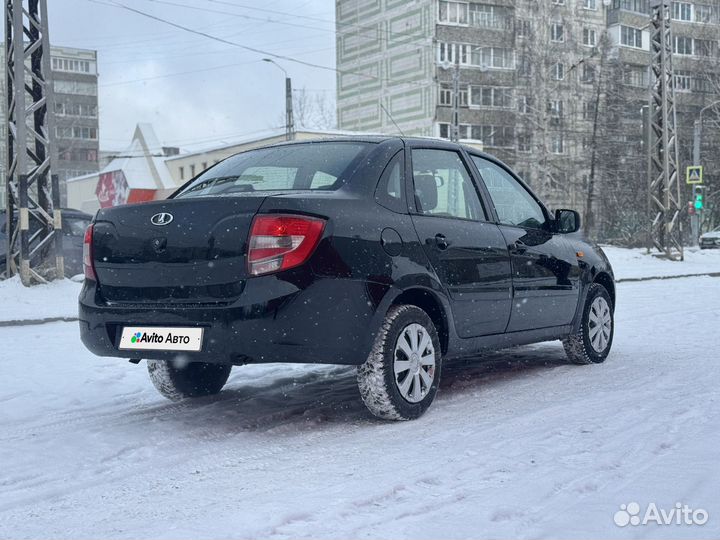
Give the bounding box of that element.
[562,283,614,365]
[357,305,442,420]
[147,359,232,401]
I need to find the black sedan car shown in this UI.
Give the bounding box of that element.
[1,208,93,278]
[79,137,615,420]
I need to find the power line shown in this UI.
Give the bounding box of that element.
[86,0,434,90]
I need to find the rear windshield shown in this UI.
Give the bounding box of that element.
[174,142,371,198]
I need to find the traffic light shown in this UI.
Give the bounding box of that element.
[693,185,704,210]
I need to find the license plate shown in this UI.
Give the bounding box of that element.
[119,326,204,351]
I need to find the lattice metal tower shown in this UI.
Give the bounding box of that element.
[647,0,683,261]
[4,0,63,284]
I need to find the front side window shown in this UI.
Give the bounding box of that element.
[471,156,546,229]
[175,143,370,198]
[411,149,485,221]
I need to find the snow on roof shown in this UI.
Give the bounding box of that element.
[98,123,175,190]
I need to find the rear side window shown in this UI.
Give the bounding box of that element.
[175,142,370,198]
[374,152,406,213]
[411,149,486,221]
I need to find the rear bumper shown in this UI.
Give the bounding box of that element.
[79,273,388,366]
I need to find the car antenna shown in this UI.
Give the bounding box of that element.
[380,103,405,136]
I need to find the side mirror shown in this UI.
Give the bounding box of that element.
[555,209,581,234]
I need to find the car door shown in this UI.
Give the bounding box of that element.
[469,155,581,332]
[408,146,512,338]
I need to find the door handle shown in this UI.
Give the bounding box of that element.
[434,233,449,251]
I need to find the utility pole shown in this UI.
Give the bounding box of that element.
[4,0,63,284]
[450,55,460,143]
[647,0,683,261]
[262,58,294,141]
[285,76,294,141]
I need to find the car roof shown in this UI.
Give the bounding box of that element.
[258,136,501,162]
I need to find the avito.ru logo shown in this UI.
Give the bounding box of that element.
[614,502,709,527]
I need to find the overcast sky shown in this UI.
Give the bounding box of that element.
[47,0,336,152]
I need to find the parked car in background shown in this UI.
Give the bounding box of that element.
[700,226,720,249]
[0,208,93,278]
[79,137,615,420]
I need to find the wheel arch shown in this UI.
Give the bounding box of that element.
[390,287,450,355]
[593,271,615,309]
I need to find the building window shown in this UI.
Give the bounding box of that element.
[620,25,643,48]
[55,126,97,140]
[52,57,94,74]
[553,62,565,80]
[551,23,565,42]
[551,134,565,154]
[694,4,714,23]
[439,84,468,106]
[694,39,716,57]
[674,71,692,91]
[581,63,595,84]
[517,133,532,152]
[584,0,597,9]
[673,35,693,55]
[438,1,468,24]
[179,167,185,180]
[582,101,597,120]
[516,19,531,37]
[470,86,513,108]
[190,164,196,177]
[548,99,564,117]
[54,102,97,118]
[623,65,648,87]
[470,125,515,147]
[470,46,514,69]
[613,0,649,13]
[672,2,692,21]
[468,3,508,29]
[518,95,532,114]
[583,28,597,47]
[53,80,97,96]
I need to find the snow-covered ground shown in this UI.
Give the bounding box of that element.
[602,246,720,281]
[0,248,719,538]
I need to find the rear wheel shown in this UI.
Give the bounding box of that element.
[357,305,442,420]
[147,359,231,401]
[562,283,614,365]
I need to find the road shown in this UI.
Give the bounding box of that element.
[1,276,718,539]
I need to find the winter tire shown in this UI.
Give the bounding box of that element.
[357,305,442,420]
[562,283,614,365]
[147,359,232,401]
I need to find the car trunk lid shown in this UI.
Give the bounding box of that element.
[92,196,265,304]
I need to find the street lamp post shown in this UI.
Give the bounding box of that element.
[692,100,720,165]
[262,58,295,141]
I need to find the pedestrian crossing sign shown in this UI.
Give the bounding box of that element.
[686,166,703,184]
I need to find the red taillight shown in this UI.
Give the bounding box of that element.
[247,214,326,276]
[83,224,97,281]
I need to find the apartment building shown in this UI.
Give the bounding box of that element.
[336,0,720,236]
[1,45,99,208]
